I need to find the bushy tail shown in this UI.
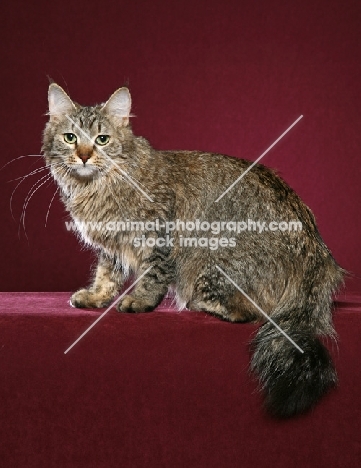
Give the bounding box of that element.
[251,324,337,418]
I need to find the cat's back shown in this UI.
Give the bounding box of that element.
[159,149,254,195]
[156,149,318,234]
[159,149,293,201]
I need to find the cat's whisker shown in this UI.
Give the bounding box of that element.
[9,170,47,220]
[19,175,54,239]
[19,173,54,239]
[19,171,52,220]
[0,154,43,172]
[8,165,49,183]
[45,187,59,227]
[9,162,63,220]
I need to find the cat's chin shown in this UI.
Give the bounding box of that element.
[72,165,99,181]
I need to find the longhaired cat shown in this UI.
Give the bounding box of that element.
[42,83,344,418]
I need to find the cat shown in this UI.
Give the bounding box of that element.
[42,83,344,418]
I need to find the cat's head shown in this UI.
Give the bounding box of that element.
[42,84,133,184]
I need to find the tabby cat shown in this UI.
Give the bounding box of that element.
[42,83,344,417]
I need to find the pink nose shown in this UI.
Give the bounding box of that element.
[78,153,92,163]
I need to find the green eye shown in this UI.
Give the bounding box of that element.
[95,135,110,146]
[64,133,77,144]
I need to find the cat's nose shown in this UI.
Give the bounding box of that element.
[77,152,92,164]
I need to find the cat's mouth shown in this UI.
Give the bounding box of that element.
[72,164,100,180]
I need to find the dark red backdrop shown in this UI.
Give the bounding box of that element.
[1,0,360,292]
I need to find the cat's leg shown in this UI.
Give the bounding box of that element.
[117,248,172,313]
[70,253,122,308]
[187,267,262,323]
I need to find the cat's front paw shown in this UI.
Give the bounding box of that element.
[70,289,112,308]
[116,295,155,313]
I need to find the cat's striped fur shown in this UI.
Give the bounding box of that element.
[42,84,344,417]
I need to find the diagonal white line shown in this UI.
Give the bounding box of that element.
[64,266,153,354]
[214,115,303,203]
[215,265,304,353]
[65,115,154,202]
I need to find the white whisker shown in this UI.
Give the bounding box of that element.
[45,187,59,227]
[19,173,54,239]
[0,154,43,172]
[9,162,62,220]
[9,165,49,183]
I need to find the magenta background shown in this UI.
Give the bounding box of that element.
[1,0,360,292]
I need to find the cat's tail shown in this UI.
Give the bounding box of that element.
[250,323,337,418]
[250,253,344,418]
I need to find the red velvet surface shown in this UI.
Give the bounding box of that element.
[0,0,360,292]
[0,293,360,467]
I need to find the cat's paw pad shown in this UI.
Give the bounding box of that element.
[70,289,110,308]
[116,295,155,313]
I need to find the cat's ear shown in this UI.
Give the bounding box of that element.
[48,84,76,121]
[101,88,132,126]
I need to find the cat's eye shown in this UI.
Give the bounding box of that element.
[95,135,110,146]
[64,133,77,144]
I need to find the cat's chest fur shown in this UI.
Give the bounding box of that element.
[64,181,154,274]
[65,182,115,236]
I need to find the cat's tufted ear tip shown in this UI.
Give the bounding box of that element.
[48,83,67,99]
[48,84,75,120]
[101,87,132,126]
[48,82,61,90]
